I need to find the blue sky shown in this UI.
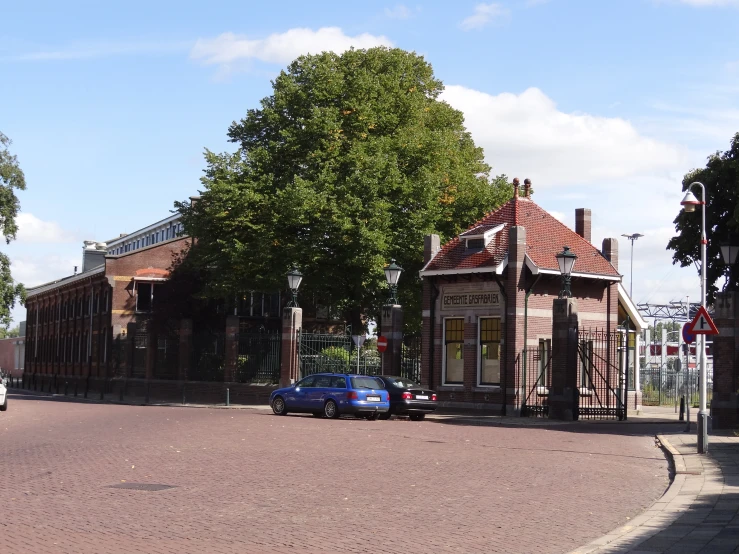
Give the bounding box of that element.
[2,0,739,324]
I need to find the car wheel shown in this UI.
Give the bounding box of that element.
[323,399,339,419]
[271,396,288,416]
[365,412,380,421]
[409,413,425,421]
[0,400,6,412]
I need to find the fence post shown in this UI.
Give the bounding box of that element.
[280,307,302,387]
[380,304,403,376]
[549,298,580,421]
[224,316,239,383]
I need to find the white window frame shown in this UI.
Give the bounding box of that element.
[476,316,502,387]
[442,316,465,386]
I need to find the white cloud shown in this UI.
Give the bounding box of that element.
[440,85,687,186]
[460,3,511,30]
[190,28,394,68]
[6,213,77,244]
[385,4,413,18]
[11,254,79,288]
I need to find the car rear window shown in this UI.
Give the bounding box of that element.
[388,378,419,389]
[350,376,384,390]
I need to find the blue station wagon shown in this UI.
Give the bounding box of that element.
[270,373,390,420]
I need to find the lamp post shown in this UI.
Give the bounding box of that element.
[680,181,708,453]
[384,259,403,304]
[286,267,303,308]
[556,247,577,298]
[720,239,739,290]
[621,233,644,298]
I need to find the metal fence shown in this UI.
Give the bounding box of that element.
[400,334,422,383]
[578,329,625,420]
[189,330,225,382]
[640,366,713,408]
[519,347,551,418]
[236,331,281,384]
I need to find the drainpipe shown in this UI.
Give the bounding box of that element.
[492,274,508,415]
[428,277,439,389]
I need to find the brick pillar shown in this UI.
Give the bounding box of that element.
[224,315,239,383]
[505,225,526,415]
[602,238,619,272]
[126,322,137,379]
[179,319,193,381]
[549,298,580,421]
[280,307,302,387]
[380,304,403,375]
[711,291,738,429]
[575,209,592,243]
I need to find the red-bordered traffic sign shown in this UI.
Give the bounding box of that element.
[682,321,695,344]
[377,335,388,353]
[687,306,719,336]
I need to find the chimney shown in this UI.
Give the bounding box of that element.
[512,177,520,199]
[424,234,441,264]
[602,238,618,271]
[81,240,107,273]
[575,208,592,243]
[523,178,531,198]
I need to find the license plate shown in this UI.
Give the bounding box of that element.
[366,395,381,402]
[415,395,428,400]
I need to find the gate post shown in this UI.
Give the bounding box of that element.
[711,291,737,429]
[381,304,403,376]
[281,307,302,387]
[178,319,193,381]
[549,298,580,421]
[224,315,239,383]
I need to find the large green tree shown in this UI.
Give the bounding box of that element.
[0,133,26,328]
[177,47,511,331]
[667,132,739,304]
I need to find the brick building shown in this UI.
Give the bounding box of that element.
[419,182,645,414]
[0,321,25,379]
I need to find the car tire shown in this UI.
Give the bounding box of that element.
[323,399,339,419]
[365,412,380,421]
[0,400,6,412]
[409,413,425,421]
[271,396,288,416]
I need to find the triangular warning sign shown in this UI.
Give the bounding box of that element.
[687,305,719,336]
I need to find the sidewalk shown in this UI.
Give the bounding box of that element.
[571,431,739,554]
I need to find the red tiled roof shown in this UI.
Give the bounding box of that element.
[424,197,620,277]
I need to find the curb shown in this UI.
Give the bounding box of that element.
[568,434,689,554]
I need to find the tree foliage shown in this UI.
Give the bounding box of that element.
[0,133,26,328]
[177,47,511,331]
[668,133,739,304]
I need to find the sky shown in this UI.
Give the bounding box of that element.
[1,0,738,326]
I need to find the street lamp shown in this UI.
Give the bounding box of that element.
[621,233,644,298]
[680,181,708,454]
[384,259,403,305]
[286,267,303,308]
[556,246,577,298]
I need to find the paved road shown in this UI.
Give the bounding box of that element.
[1,392,670,554]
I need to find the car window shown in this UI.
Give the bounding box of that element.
[297,376,316,388]
[350,376,384,389]
[389,378,419,388]
[331,376,347,388]
[314,375,332,388]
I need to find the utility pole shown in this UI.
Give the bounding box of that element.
[621,233,644,298]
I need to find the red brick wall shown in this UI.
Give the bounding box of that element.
[0,337,18,375]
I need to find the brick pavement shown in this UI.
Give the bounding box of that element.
[1,391,669,554]
[571,432,739,554]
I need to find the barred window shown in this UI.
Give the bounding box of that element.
[444,318,464,384]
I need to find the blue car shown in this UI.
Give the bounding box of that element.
[270,373,390,420]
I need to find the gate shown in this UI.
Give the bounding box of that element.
[298,331,353,377]
[577,329,625,420]
[190,329,225,382]
[236,330,281,384]
[519,345,552,418]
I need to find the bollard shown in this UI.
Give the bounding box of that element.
[145,382,150,404]
[64,381,68,396]
[679,396,685,421]
[182,383,186,405]
[226,387,230,407]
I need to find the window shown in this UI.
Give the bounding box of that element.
[579,340,593,389]
[314,375,332,388]
[297,376,315,388]
[467,238,485,250]
[331,376,347,388]
[444,318,464,384]
[136,282,162,312]
[622,331,636,391]
[479,317,501,385]
[537,339,551,387]
[350,376,384,389]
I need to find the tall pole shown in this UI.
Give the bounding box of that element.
[621,233,644,298]
[697,182,708,454]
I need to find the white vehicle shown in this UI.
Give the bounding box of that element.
[0,376,7,411]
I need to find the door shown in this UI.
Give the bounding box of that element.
[287,375,315,411]
[307,374,334,411]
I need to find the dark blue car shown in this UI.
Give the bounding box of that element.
[270,373,390,420]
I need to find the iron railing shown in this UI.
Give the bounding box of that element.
[640,365,713,408]
[400,334,422,383]
[189,330,225,382]
[519,347,551,418]
[236,331,281,384]
[577,329,625,420]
